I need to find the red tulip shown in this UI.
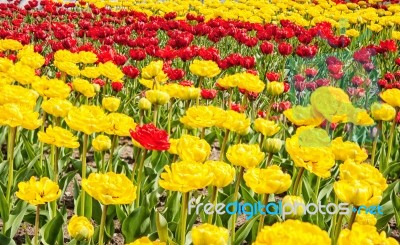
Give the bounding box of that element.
[266,72,280,81]
[201,89,217,100]
[111,81,124,92]
[129,124,170,151]
[278,42,293,56]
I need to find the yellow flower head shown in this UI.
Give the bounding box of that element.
[355,211,377,226]
[80,66,101,79]
[254,219,331,245]
[237,73,265,93]
[244,165,292,194]
[0,39,23,51]
[125,237,166,245]
[7,62,36,85]
[78,51,98,64]
[189,60,221,78]
[331,137,368,163]
[204,160,235,188]
[226,144,265,169]
[54,61,80,77]
[351,108,375,126]
[191,224,229,245]
[41,98,73,118]
[141,60,164,80]
[281,195,305,219]
[82,172,137,205]
[159,161,214,193]
[54,50,79,63]
[180,106,221,128]
[380,88,400,107]
[338,223,398,245]
[67,215,94,241]
[266,81,285,96]
[285,126,335,178]
[16,176,61,205]
[221,110,251,135]
[371,102,396,121]
[346,29,360,37]
[138,98,152,110]
[102,97,121,112]
[145,90,170,105]
[72,78,96,98]
[254,118,280,136]
[0,104,42,130]
[92,135,112,152]
[177,134,211,163]
[38,126,80,148]
[284,105,324,126]
[99,61,124,81]
[105,113,136,136]
[32,77,71,99]
[263,138,283,153]
[65,105,110,135]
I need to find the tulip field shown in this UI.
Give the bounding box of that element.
[1,0,400,244]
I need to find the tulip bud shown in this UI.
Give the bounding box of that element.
[67,215,94,241]
[93,83,100,92]
[263,138,283,153]
[145,90,170,105]
[92,135,111,152]
[282,195,305,219]
[138,97,152,110]
[267,81,284,96]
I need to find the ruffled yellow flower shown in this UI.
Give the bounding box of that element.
[18,49,45,69]
[159,161,214,193]
[80,66,101,79]
[191,224,229,245]
[221,110,250,135]
[161,84,200,100]
[331,137,368,163]
[92,135,112,152]
[32,77,71,99]
[141,60,164,80]
[338,223,398,245]
[380,88,400,107]
[226,144,265,169]
[72,78,95,97]
[371,103,396,121]
[7,62,36,85]
[237,73,265,93]
[284,105,324,126]
[145,90,170,105]
[16,176,61,205]
[204,160,235,188]
[189,60,221,78]
[41,98,73,118]
[78,51,98,64]
[167,138,179,155]
[65,105,110,135]
[266,81,284,96]
[38,126,79,148]
[0,39,23,51]
[285,126,335,178]
[67,215,94,241]
[102,97,120,112]
[254,220,331,245]
[244,166,291,194]
[393,31,400,41]
[216,74,239,89]
[180,106,221,128]
[334,178,383,207]
[99,61,124,81]
[346,29,360,37]
[254,118,280,136]
[367,23,383,32]
[125,237,165,245]
[81,172,136,205]
[54,61,80,77]
[105,113,136,136]
[177,134,211,163]
[351,108,374,126]
[54,50,79,63]
[355,211,377,226]
[0,104,42,130]
[0,84,39,109]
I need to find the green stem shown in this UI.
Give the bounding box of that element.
[167,101,174,135]
[101,152,105,173]
[219,129,230,161]
[230,167,244,245]
[179,192,189,245]
[292,167,305,196]
[385,114,397,171]
[258,194,269,232]
[80,134,89,216]
[348,208,357,229]
[371,130,379,167]
[333,213,344,244]
[135,149,148,208]
[34,205,40,245]
[207,186,218,224]
[6,126,16,203]
[153,105,158,126]
[108,135,118,172]
[98,205,108,245]
[265,152,273,167]
[38,112,47,173]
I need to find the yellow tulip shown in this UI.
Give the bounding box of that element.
[263,138,283,153]
[105,113,136,136]
[177,134,211,163]
[125,237,166,245]
[159,161,214,193]
[54,61,80,77]
[244,166,291,194]
[78,51,98,64]
[145,90,170,105]
[16,176,61,205]
[266,81,284,96]
[81,172,136,205]
[141,60,164,79]
[254,118,280,136]
[355,211,377,226]
[72,78,96,98]
[226,144,265,168]
[283,105,324,126]
[99,61,124,81]
[67,215,94,241]
[32,77,71,99]
[237,73,265,93]
[204,161,235,188]
[92,135,112,152]
[180,106,220,128]
[254,219,331,245]
[80,66,101,79]
[65,105,110,135]
[331,137,368,163]
[380,88,400,107]
[189,60,221,78]
[138,98,152,110]
[221,110,250,135]
[41,98,73,118]
[54,50,79,63]
[38,126,80,148]
[338,223,398,245]
[281,195,305,219]
[371,103,396,121]
[0,39,23,51]
[102,97,121,112]
[191,224,229,245]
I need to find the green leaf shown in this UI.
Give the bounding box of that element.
[391,184,400,229]
[6,202,28,238]
[234,214,260,245]
[43,211,64,245]
[156,211,169,242]
[0,233,16,245]
[240,184,256,204]
[122,207,147,242]
[76,192,93,219]
[0,190,9,224]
